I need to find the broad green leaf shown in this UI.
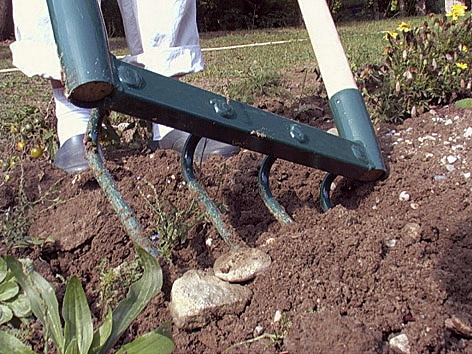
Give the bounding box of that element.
[4,256,65,352]
[5,293,32,318]
[0,257,7,283]
[99,245,163,354]
[455,98,472,109]
[0,330,36,354]
[90,310,113,354]
[115,330,175,354]
[155,322,172,340]
[0,280,19,301]
[0,304,13,325]
[62,276,93,354]
[64,337,80,354]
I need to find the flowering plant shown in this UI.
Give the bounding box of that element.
[357,8,472,122]
[447,3,468,21]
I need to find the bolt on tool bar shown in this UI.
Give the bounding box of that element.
[46,0,387,250]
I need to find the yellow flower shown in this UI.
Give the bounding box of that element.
[397,22,411,32]
[383,31,399,40]
[446,3,467,21]
[456,62,468,70]
[460,44,468,52]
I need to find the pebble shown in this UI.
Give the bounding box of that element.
[447,155,458,164]
[418,135,436,142]
[385,239,397,248]
[434,175,448,181]
[424,152,434,160]
[214,248,272,282]
[254,325,264,336]
[116,122,131,132]
[399,191,410,201]
[389,333,410,354]
[445,164,455,172]
[464,127,472,138]
[327,127,339,136]
[401,223,421,241]
[273,310,282,323]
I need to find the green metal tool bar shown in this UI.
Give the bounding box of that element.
[46,0,387,183]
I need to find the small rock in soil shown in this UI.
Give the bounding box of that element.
[399,191,410,201]
[213,247,272,282]
[169,269,252,330]
[401,222,421,243]
[389,333,410,354]
[445,316,472,339]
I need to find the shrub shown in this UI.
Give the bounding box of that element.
[357,5,472,122]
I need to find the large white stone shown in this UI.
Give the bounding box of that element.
[169,269,252,330]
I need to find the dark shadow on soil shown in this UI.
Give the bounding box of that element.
[437,216,472,348]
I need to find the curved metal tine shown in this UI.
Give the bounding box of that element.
[86,107,158,257]
[320,172,337,212]
[258,155,294,225]
[181,134,238,250]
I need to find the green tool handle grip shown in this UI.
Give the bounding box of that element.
[46,0,115,104]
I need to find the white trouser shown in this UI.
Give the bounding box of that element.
[10,0,204,142]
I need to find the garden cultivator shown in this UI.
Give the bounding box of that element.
[46,0,387,255]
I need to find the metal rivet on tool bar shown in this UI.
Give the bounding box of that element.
[210,99,235,118]
[118,66,144,89]
[289,124,307,143]
[351,144,369,163]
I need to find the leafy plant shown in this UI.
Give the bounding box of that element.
[357,8,472,122]
[455,97,472,109]
[0,257,32,326]
[97,258,143,314]
[222,310,292,353]
[0,162,60,249]
[0,245,174,354]
[138,177,207,260]
[0,82,57,170]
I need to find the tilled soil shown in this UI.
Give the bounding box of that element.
[1,98,472,352]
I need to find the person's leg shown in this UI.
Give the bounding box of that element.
[118,0,239,161]
[10,0,101,173]
[135,0,203,142]
[51,81,90,146]
[51,80,92,173]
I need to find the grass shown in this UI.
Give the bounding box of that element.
[0,16,432,109]
[0,43,14,70]
[337,16,428,69]
[190,17,429,83]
